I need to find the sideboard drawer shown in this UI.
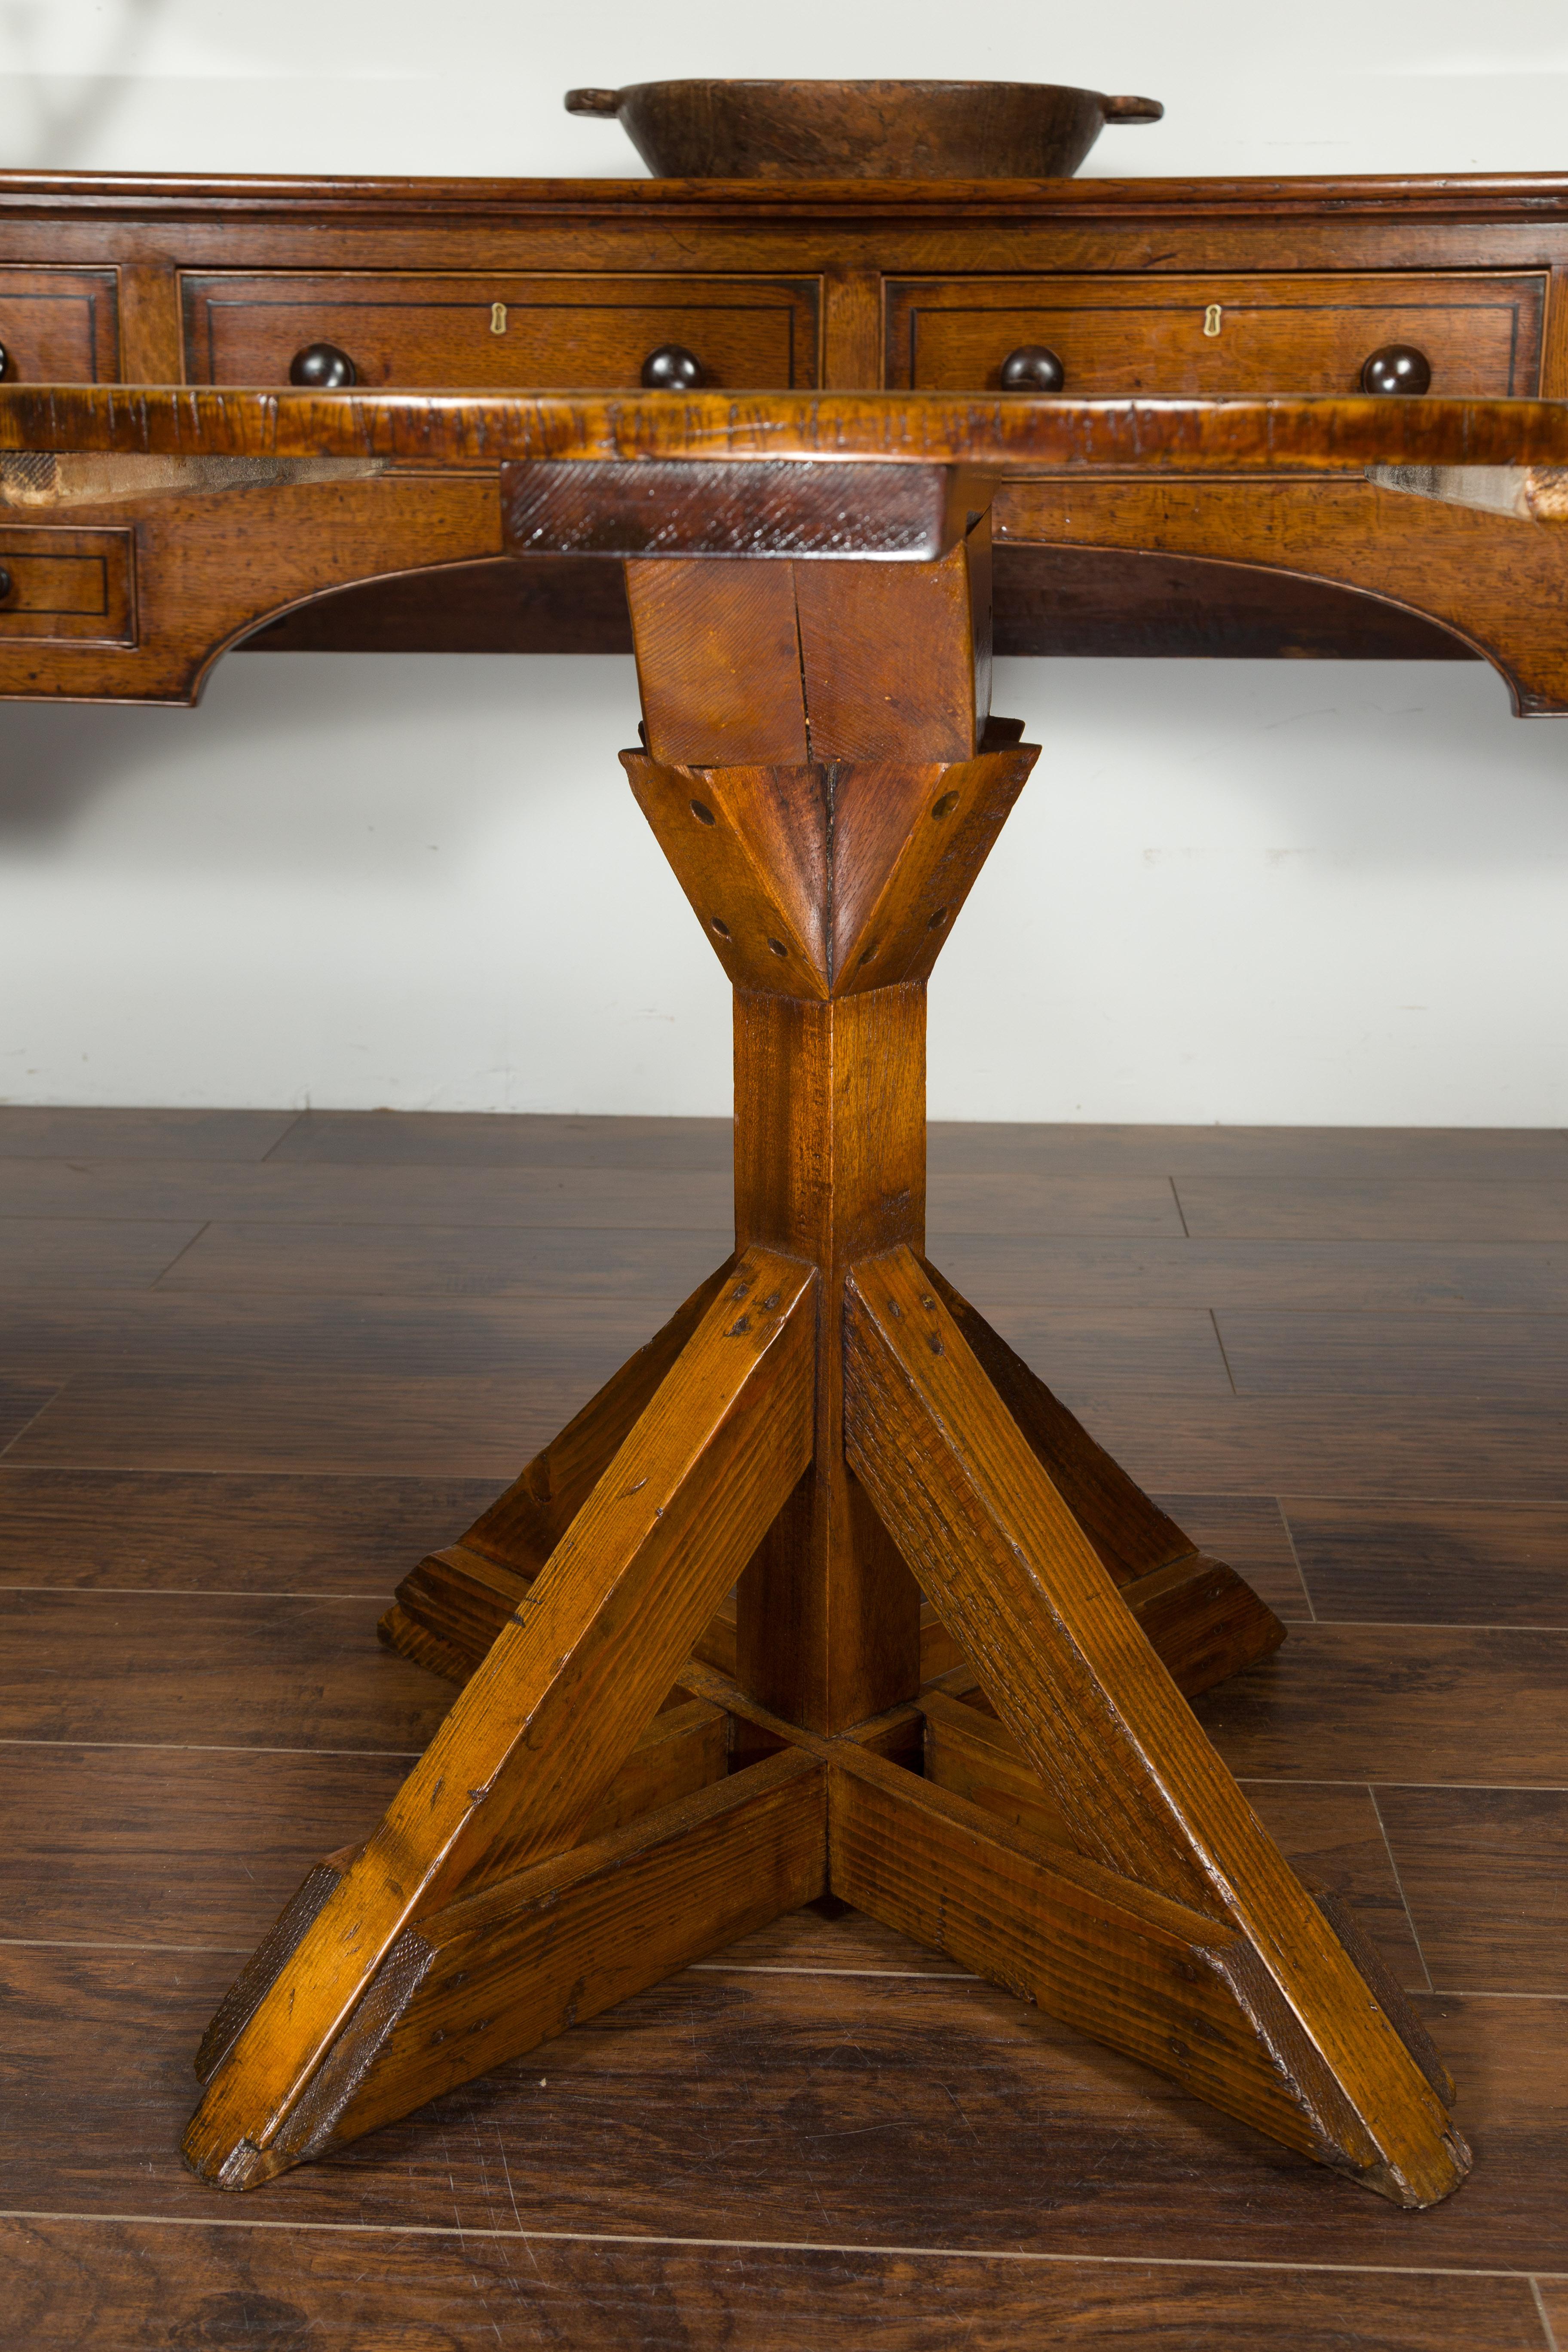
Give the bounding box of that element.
[182,273,820,389]
[0,527,135,642]
[0,267,119,382]
[886,273,1545,395]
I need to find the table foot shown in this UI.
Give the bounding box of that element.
[191,1747,824,2189]
[842,1243,1469,2209]
[185,1247,816,2189]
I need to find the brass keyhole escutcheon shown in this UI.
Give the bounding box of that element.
[490,302,508,335]
[1203,303,1222,338]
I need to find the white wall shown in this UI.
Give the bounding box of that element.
[3,1,1566,1123]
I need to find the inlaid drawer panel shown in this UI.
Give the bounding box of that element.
[182,273,820,389]
[0,527,135,642]
[886,273,1545,395]
[0,267,119,382]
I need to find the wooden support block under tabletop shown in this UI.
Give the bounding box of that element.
[624,517,993,769]
[185,1246,816,2190]
[196,1747,827,2187]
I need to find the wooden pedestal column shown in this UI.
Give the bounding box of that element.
[185,481,1471,2212]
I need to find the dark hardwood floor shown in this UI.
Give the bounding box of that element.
[2,1105,1565,2350]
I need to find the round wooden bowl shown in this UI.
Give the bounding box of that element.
[564,79,1162,181]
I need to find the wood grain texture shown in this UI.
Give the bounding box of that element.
[0,1374,58,1452]
[183,270,819,393]
[1537,2282,1568,2350]
[242,551,637,655]
[572,79,1154,183]
[1030,1393,1568,1500]
[0,1589,449,1751]
[264,1109,735,1171]
[996,472,1568,717]
[1374,1788,1568,1994]
[919,1258,1279,1600]
[843,1246,1465,2205]
[1242,1781,1430,1992]
[3,1365,624,1477]
[2,1938,1562,2264]
[0,1470,499,1592]
[0,1289,660,1394]
[732,984,926,1732]
[388,1260,737,1663]
[234,536,1490,664]
[147,1220,733,1300]
[1180,1178,1568,1243]
[928,1169,1191,1234]
[1281,1498,1568,1625]
[890,270,1545,397]
[0,1155,739,1228]
[626,744,1035,998]
[1217,1310,1568,1400]
[828,1750,1464,2196]
[934,1122,1568,1183]
[919,1713,1436,1994]
[934,1234,1568,1313]
[5,2220,1554,2351]
[275,1752,828,2172]
[1149,1494,1312,1622]
[6,172,1568,717]
[792,524,990,760]
[10,385,1566,472]
[626,560,808,766]
[0,1106,299,1161]
[0,1743,413,1948]
[992,539,1481,662]
[0,1217,204,1288]
[0,470,504,705]
[185,1250,815,2187]
[3,1106,1566,2331]
[505,457,974,560]
[1194,1626,1568,1784]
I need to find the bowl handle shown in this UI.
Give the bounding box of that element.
[564,88,622,116]
[1102,95,1164,122]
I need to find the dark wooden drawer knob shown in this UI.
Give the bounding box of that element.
[1361,344,1432,395]
[640,344,705,391]
[0,340,9,381]
[1000,345,1066,392]
[0,566,12,602]
[288,342,358,389]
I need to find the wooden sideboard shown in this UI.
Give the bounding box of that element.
[2,168,1567,707]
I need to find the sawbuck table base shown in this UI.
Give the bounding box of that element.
[181,486,1472,2211]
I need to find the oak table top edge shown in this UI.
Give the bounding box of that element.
[5,167,1568,220]
[5,388,1568,472]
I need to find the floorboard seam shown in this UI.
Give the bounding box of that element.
[1274,1499,1319,1622]
[0,1739,423,1757]
[1533,2277,1563,2350]
[0,1381,65,1462]
[257,1113,311,1164]
[0,1937,253,1953]
[1208,1307,1238,1394]
[0,2210,1548,2280]
[146,1222,214,1288]
[1367,1782,1436,1994]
